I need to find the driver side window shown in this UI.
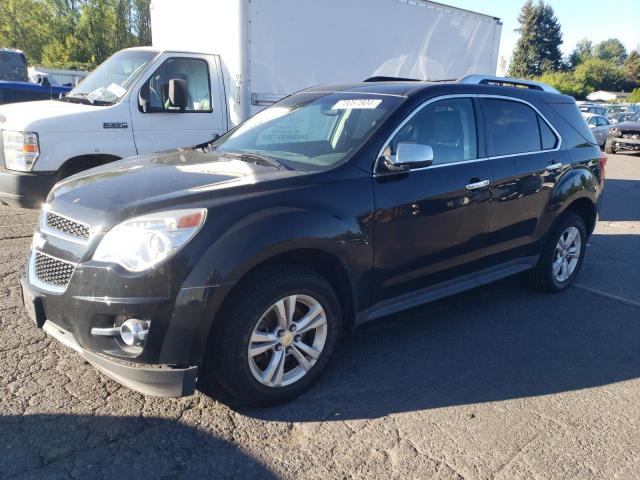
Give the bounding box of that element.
[143,57,212,113]
[388,97,478,165]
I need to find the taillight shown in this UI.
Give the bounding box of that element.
[598,151,607,180]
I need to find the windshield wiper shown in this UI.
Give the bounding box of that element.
[61,92,113,106]
[224,152,291,170]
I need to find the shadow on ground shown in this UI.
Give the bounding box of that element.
[240,257,639,422]
[599,178,640,222]
[0,415,276,480]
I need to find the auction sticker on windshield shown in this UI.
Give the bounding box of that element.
[333,99,382,110]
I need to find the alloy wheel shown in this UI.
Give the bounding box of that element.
[248,294,327,387]
[552,226,582,282]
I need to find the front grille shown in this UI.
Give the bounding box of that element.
[33,251,76,288]
[44,212,90,240]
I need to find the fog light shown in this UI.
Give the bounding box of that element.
[119,319,149,346]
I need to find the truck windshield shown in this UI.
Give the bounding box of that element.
[0,51,28,82]
[213,92,403,170]
[65,50,157,105]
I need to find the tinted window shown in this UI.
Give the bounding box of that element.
[597,116,609,126]
[538,116,557,149]
[145,57,212,112]
[483,99,542,156]
[549,102,597,145]
[389,97,477,165]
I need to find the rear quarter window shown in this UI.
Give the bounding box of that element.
[548,102,597,146]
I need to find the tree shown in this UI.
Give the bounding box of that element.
[0,0,54,63]
[568,39,592,69]
[623,50,640,88]
[630,88,640,103]
[574,57,624,93]
[593,38,627,66]
[509,0,563,78]
[536,70,587,98]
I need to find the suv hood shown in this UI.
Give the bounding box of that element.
[47,149,308,225]
[0,99,119,133]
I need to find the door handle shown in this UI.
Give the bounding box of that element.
[465,179,490,190]
[546,162,563,172]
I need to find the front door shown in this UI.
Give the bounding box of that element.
[130,54,226,154]
[372,96,493,302]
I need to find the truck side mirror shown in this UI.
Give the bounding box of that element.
[138,83,151,113]
[168,78,188,110]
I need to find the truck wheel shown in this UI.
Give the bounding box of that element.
[200,265,342,406]
[604,139,616,154]
[529,212,587,293]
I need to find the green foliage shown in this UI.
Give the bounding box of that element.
[0,0,151,70]
[536,71,588,98]
[574,57,624,92]
[509,0,563,78]
[630,88,640,103]
[623,50,640,87]
[567,39,592,69]
[593,38,627,66]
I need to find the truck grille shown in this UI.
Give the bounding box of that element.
[44,212,90,241]
[33,251,76,289]
[622,132,640,140]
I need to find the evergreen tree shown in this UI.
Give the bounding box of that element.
[594,38,627,66]
[568,39,592,69]
[509,0,563,78]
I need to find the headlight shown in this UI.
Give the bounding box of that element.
[2,130,40,171]
[609,128,622,138]
[93,209,207,272]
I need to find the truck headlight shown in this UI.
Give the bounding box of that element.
[93,209,207,272]
[2,130,40,171]
[609,128,622,138]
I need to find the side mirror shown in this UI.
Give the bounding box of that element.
[168,78,188,110]
[384,143,434,172]
[138,83,150,113]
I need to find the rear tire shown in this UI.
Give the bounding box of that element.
[529,212,587,293]
[199,265,342,406]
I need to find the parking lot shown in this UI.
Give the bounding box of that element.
[0,153,638,480]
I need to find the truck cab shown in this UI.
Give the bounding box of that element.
[0,48,227,208]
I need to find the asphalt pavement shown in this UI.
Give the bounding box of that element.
[1,153,638,479]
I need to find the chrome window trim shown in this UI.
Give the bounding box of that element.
[40,207,91,245]
[28,249,77,294]
[373,93,563,176]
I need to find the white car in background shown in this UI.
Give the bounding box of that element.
[582,112,611,148]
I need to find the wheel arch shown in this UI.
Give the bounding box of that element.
[57,154,122,180]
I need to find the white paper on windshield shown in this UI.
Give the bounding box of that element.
[87,87,105,103]
[106,83,127,98]
[332,99,382,110]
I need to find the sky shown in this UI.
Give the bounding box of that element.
[442,0,640,74]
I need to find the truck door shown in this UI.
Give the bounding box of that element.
[129,54,227,154]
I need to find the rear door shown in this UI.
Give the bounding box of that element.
[480,96,567,264]
[372,96,493,302]
[130,53,227,154]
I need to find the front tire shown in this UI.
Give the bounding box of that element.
[605,138,616,154]
[200,265,342,406]
[530,212,587,293]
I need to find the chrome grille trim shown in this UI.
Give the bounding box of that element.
[29,250,77,293]
[40,210,91,244]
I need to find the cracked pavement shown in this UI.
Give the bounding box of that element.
[1,153,639,479]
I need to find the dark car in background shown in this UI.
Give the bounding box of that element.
[21,76,605,405]
[0,48,70,104]
[605,110,640,154]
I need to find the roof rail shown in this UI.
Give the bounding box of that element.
[457,75,559,94]
[363,76,421,83]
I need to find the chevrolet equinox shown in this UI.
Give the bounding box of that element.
[21,76,605,405]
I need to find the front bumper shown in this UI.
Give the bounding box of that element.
[41,319,198,397]
[609,136,640,152]
[0,167,57,208]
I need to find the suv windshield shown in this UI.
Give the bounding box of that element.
[65,50,157,105]
[0,51,28,82]
[212,92,403,170]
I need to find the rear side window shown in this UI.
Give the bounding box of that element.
[482,98,557,156]
[548,102,597,145]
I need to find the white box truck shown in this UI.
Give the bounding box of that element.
[0,0,501,208]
